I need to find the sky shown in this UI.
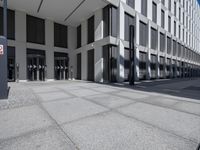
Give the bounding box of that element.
[198,0,200,5]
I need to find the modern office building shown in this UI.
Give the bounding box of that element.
[0,0,200,83]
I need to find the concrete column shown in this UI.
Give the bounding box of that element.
[135,13,140,81]
[95,47,103,82]
[94,9,103,42]
[157,29,160,78]
[94,8,103,82]
[147,22,151,80]
[15,11,27,81]
[81,50,87,80]
[118,3,125,82]
[45,20,54,80]
[81,21,87,46]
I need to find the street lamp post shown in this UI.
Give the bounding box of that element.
[0,0,8,99]
[129,25,135,85]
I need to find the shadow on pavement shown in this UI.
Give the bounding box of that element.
[99,78,200,102]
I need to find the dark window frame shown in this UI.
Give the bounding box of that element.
[87,15,94,44]
[26,15,45,45]
[77,25,81,48]
[0,7,15,40]
[54,22,68,48]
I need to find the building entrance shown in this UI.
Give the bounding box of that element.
[27,49,46,81]
[54,52,69,80]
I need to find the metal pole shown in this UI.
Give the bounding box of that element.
[129,25,135,85]
[0,0,8,99]
[3,0,7,38]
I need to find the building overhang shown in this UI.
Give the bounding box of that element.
[0,0,110,26]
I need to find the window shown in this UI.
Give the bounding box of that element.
[126,0,135,9]
[87,16,94,44]
[0,7,15,40]
[168,16,171,32]
[161,10,165,28]
[160,32,165,52]
[27,15,45,44]
[174,21,176,36]
[178,25,181,38]
[174,1,177,17]
[151,54,157,78]
[124,13,135,41]
[167,37,171,54]
[183,12,184,25]
[139,52,147,79]
[139,21,148,47]
[103,5,118,38]
[179,7,181,20]
[141,0,147,17]
[151,27,157,50]
[168,0,171,11]
[152,2,157,23]
[178,43,181,57]
[77,25,81,48]
[54,23,68,48]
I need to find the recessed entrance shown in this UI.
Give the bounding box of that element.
[27,49,46,81]
[54,52,69,80]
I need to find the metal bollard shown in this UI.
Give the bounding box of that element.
[16,63,19,83]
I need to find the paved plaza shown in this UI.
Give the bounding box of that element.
[0,79,200,150]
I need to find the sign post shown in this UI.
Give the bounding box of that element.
[0,0,8,99]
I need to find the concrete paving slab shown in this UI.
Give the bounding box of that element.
[42,98,108,124]
[141,97,178,107]
[116,91,149,100]
[0,105,53,140]
[38,92,72,102]
[31,87,59,94]
[62,112,196,150]
[0,126,76,150]
[86,94,133,108]
[92,87,119,93]
[173,102,200,116]
[118,102,200,143]
[67,89,100,97]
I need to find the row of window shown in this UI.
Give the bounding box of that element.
[76,5,118,48]
[126,1,195,41]
[0,8,68,48]
[127,0,194,21]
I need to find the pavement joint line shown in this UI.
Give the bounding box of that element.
[135,99,200,118]
[112,109,199,145]
[0,125,55,143]
[59,87,104,99]
[113,93,200,117]
[60,109,112,126]
[40,96,76,104]
[82,95,137,110]
[29,88,80,150]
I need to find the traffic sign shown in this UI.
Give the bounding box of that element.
[0,45,3,55]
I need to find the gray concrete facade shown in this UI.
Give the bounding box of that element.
[2,0,200,82]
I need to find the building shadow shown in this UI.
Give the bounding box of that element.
[97,77,200,101]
